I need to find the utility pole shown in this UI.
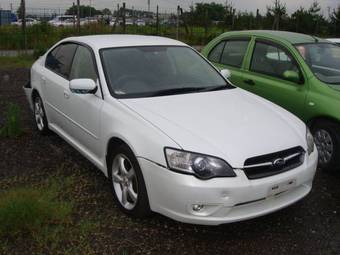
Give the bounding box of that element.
[122,2,126,34]
[77,0,80,34]
[10,3,13,12]
[176,5,180,40]
[21,0,27,51]
[72,2,76,29]
[156,5,159,35]
[147,0,150,13]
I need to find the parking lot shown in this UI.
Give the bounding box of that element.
[1,67,339,254]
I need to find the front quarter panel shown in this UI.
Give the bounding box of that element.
[100,97,180,177]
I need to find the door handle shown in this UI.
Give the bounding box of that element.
[64,90,70,99]
[244,79,255,86]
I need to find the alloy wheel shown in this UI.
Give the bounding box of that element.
[111,154,138,210]
[34,98,45,131]
[314,129,334,165]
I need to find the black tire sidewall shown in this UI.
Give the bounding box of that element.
[108,145,151,217]
[312,120,340,172]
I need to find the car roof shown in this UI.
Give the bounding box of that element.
[221,30,329,45]
[61,35,187,51]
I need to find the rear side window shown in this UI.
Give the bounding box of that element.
[46,43,78,79]
[220,40,250,68]
[208,41,225,63]
[70,45,98,81]
[250,42,300,80]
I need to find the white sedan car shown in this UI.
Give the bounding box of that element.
[24,35,318,225]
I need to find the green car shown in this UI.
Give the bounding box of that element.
[202,30,340,172]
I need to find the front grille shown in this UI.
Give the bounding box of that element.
[243,146,305,180]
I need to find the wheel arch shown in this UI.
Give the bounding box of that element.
[307,115,340,129]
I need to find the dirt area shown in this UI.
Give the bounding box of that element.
[0,68,339,254]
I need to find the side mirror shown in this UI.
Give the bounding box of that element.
[220,69,231,79]
[283,70,300,83]
[69,79,97,94]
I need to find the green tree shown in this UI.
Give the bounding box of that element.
[331,6,340,36]
[102,8,112,16]
[267,0,287,30]
[65,5,102,18]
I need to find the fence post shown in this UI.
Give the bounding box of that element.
[21,0,27,51]
[122,2,126,34]
[176,5,180,40]
[156,5,159,35]
[77,0,80,34]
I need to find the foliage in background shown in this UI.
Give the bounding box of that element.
[0,103,22,138]
[0,55,35,68]
[65,5,103,18]
[0,0,339,52]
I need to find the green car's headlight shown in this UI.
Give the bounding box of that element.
[164,148,236,179]
[306,128,315,155]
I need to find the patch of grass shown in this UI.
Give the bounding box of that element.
[0,102,22,138]
[0,175,98,254]
[0,187,72,239]
[0,55,35,69]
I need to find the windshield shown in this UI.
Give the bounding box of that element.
[295,43,340,84]
[100,46,231,98]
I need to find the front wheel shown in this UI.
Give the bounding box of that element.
[108,144,151,217]
[312,120,340,173]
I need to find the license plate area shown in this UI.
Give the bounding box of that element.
[268,179,296,197]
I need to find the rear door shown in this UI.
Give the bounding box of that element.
[43,43,78,131]
[242,39,308,118]
[207,38,251,86]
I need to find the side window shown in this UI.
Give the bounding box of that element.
[208,41,225,63]
[220,40,250,68]
[46,43,78,79]
[70,45,98,81]
[45,46,61,72]
[250,42,300,80]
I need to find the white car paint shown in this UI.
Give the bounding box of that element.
[24,35,318,225]
[327,38,340,45]
[48,15,75,27]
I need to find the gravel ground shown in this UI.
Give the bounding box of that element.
[0,68,339,255]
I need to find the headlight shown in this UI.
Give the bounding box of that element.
[306,127,314,155]
[164,148,236,179]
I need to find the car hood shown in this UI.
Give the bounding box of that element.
[120,88,306,168]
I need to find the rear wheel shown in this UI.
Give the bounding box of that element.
[311,120,340,173]
[33,95,49,135]
[108,144,151,217]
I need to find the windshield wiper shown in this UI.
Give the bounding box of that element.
[201,85,229,92]
[149,87,208,96]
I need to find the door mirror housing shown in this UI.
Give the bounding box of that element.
[283,70,300,83]
[69,79,97,94]
[220,69,231,79]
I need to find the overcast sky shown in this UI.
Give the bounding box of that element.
[1,0,339,15]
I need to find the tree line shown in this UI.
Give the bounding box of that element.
[184,0,340,36]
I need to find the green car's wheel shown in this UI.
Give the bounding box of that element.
[312,120,340,173]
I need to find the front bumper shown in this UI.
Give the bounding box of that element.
[139,148,318,225]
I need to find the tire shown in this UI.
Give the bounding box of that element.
[33,95,50,135]
[108,144,151,217]
[311,120,340,173]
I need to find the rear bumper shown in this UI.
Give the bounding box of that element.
[23,82,33,111]
[139,148,318,225]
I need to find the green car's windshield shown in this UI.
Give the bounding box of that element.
[295,43,340,85]
[100,46,232,98]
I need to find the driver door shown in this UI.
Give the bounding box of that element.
[66,45,104,158]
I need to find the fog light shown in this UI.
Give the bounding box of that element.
[192,204,204,212]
